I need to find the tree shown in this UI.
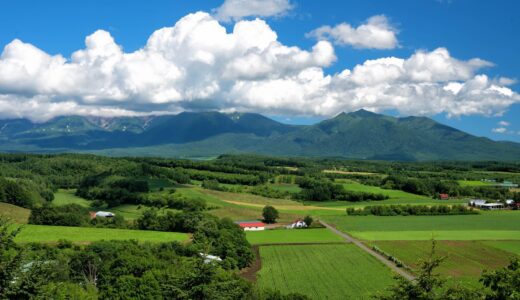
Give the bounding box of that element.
[303,215,313,227]
[480,258,520,300]
[262,206,279,224]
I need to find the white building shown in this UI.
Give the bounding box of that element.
[235,221,265,231]
[286,220,307,229]
[95,211,115,218]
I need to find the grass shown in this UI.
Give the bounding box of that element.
[269,183,301,193]
[52,189,92,207]
[14,224,189,244]
[257,244,395,299]
[246,228,344,245]
[323,211,520,241]
[0,202,30,223]
[482,241,520,255]
[457,180,493,187]
[371,240,516,286]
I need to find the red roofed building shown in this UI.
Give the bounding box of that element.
[439,194,449,200]
[235,221,265,231]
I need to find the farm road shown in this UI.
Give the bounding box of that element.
[320,221,416,281]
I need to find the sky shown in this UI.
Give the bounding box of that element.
[0,0,519,142]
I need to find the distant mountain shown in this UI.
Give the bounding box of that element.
[0,110,519,161]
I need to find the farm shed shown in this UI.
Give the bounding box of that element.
[438,193,449,200]
[479,203,504,210]
[95,211,115,218]
[286,219,307,229]
[235,221,265,231]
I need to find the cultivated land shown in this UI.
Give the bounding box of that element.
[323,211,520,240]
[14,224,189,244]
[371,240,518,286]
[52,189,92,207]
[482,240,520,255]
[257,244,395,299]
[246,228,344,245]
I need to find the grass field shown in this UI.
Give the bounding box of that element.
[14,224,189,243]
[0,202,30,223]
[457,180,494,187]
[482,241,520,255]
[53,189,92,207]
[257,244,395,299]
[323,211,520,241]
[246,228,344,245]
[269,183,301,193]
[371,240,517,286]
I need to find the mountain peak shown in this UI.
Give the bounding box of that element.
[348,109,379,117]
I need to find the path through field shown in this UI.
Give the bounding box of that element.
[320,220,416,281]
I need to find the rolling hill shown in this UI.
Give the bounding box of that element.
[0,110,519,161]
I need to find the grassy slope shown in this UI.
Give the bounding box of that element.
[372,240,517,286]
[53,189,92,207]
[323,211,520,240]
[15,224,189,243]
[246,228,344,245]
[257,244,395,299]
[0,202,30,223]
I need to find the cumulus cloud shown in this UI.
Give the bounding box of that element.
[307,15,399,49]
[498,120,510,126]
[0,11,518,122]
[492,127,507,133]
[214,0,293,22]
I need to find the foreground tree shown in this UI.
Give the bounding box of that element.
[480,258,520,300]
[262,205,279,224]
[303,215,313,227]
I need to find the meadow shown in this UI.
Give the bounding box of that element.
[257,244,395,299]
[52,189,92,207]
[14,224,189,244]
[0,202,30,223]
[371,240,518,286]
[246,228,344,245]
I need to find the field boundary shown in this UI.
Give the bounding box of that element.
[320,220,416,281]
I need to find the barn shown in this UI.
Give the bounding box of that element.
[235,221,265,231]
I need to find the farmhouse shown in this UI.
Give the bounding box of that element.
[235,221,265,231]
[469,199,487,207]
[479,203,504,210]
[286,219,307,229]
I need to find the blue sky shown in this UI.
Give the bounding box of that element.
[0,0,519,142]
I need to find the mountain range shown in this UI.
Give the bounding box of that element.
[0,110,519,161]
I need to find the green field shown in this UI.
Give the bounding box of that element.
[352,230,520,241]
[372,240,517,286]
[0,202,30,223]
[246,228,344,245]
[14,224,189,243]
[482,241,520,255]
[257,244,395,299]
[52,189,92,207]
[269,183,301,193]
[457,180,494,187]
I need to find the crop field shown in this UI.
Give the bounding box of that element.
[371,240,517,286]
[269,183,301,193]
[0,202,30,223]
[257,244,395,299]
[14,224,189,244]
[52,189,92,207]
[482,241,520,255]
[246,228,344,245]
[457,180,494,187]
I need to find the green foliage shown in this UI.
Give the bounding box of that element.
[346,204,478,216]
[262,205,279,224]
[29,204,90,227]
[303,215,313,227]
[297,177,389,202]
[480,258,520,300]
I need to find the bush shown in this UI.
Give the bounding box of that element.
[29,204,90,227]
[347,204,478,216]
[262,205,279,224]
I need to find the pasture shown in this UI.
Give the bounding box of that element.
[52,189,92,207]
[257,244,395,299]
[0,202,30,223]
[14,224,189,244]
[371,240,517,286]
[246,228,344,245]
[482,240,520,255]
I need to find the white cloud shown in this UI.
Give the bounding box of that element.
[498,120,510,126]
[0,11,518,122]
[214,0,293,22]
[492,127,507,133]
[306,15,399,49]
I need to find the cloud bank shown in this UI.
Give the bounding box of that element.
[0,11,518,122]
[307,15,399,49]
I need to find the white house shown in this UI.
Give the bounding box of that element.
[480,203,504,210]
[95,211,115,218]
[469,199,487,207]
[286,219,307,229]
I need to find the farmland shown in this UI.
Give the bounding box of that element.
[0,202,30,223]
[371,240,518,286]
[14,224,189,244]
[246,228,344,245]
[257,244,395,299]
[52,189,92,207]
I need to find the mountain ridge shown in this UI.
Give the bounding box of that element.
[0,110,519,161]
